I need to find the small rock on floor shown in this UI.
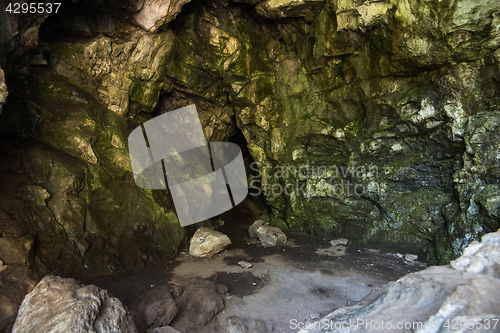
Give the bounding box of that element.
[309,313,320,320]
[329,238,349,247]
[255,226,287,247]
[405,254,418,262]
[238,261,253,269]
[249,220,266,238]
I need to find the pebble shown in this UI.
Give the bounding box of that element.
[405,254,418,262]
[330,238,349,247]
[309,313,320,320]
[238,261,253,269]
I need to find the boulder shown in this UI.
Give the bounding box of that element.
[255,226,287,247]
[12,275,138,333]
[189,227,231,257]
[170,278,228,332]
[129,284,178,330]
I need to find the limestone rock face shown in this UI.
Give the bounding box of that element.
[133,0,192,32]
[298,228,500,333]
[0,264,36,333]
[12,275,138,333]
[189,227,232,257]
[255,0,325,20]
[450,230,500,277]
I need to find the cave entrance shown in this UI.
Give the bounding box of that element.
[213,127,269,248]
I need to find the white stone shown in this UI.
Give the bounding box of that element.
[330,238,349,247]
[189,227,231,257]
[405,254,418,262]
[238,261,253,269]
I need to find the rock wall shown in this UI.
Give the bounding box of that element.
[0,0,499,309]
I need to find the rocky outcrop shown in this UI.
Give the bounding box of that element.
[0,263,36,333]
[189,227,232,257]
[298,228,500,333]
[255,0,325,20]
[12,275,138,333]
[133,0,192,32]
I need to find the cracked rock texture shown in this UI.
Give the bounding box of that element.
[0,0,499,330]
[12,275,138,333]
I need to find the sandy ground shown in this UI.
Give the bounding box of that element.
[92,200,426,333]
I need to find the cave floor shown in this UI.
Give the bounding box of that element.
[92,201,427,333]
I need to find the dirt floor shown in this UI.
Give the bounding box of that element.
[92,200,426,333]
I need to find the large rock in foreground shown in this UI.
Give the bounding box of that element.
[12,275,138,333]
[299,228,500,333]
[189,227,231,257]
[129,284,178,330]
[170,278,228,332]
